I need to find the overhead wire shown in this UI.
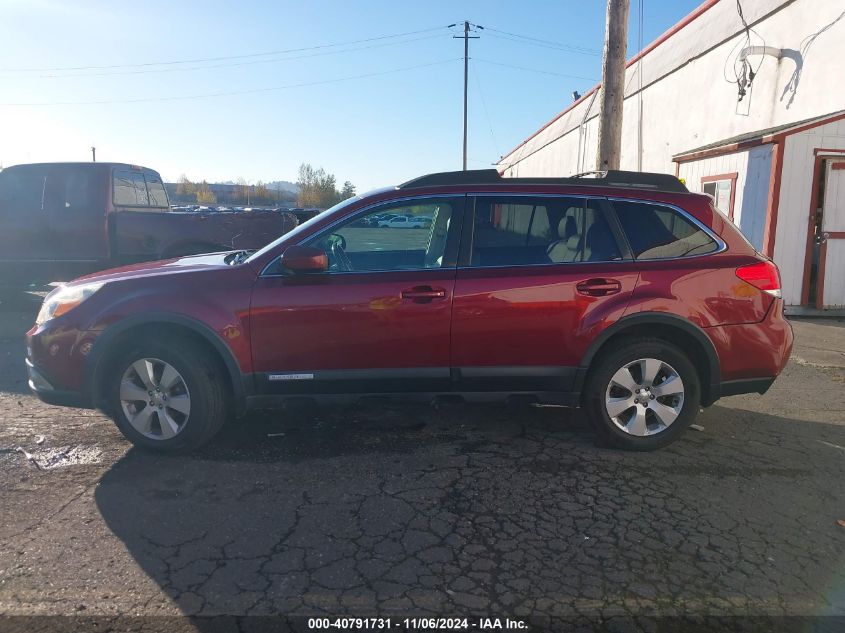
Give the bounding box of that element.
[470,59,500,158]
[0,25,453,72]
[0,58,461,106]
[473,58,596,81]
[481,26,601,56]
[724,0,765,101]
[483,32,601,56]
[2,33,452,79]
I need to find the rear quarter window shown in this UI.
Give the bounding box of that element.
[612,200,719,259]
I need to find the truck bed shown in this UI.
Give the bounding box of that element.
[111,209,298,261]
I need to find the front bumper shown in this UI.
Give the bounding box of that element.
[26,358,92,409]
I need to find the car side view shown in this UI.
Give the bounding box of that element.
[26,169,793,452]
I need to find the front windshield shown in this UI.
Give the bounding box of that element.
[244,195,362,264]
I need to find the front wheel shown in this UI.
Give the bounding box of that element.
[583,338,701,451]
[107,339,229,452]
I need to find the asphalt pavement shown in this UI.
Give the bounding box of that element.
[1,290,844,632]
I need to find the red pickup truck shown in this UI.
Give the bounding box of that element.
[0,162,298,286]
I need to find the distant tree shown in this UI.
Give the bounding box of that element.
[176,174,197,198]
[254,181,270,204]
[196,181,216,204]
[340,181,356,200]
[297,163,343,208]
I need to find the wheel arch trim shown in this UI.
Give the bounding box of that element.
[84,311,250,413]
[576,312,721,405]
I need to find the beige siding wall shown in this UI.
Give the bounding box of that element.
[677,145,773,250]
[499,0,845,178]
[775,118,845,305]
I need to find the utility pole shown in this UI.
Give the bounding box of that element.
[91,146,96,162]
[596,0,630,171]
[454,21,479,171]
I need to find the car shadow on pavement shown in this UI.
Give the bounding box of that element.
[93,402,845,625]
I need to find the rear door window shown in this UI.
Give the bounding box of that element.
[113,170,149,206]
[469,196,622,267]
[44,165,94,213]
[611,200,719,259]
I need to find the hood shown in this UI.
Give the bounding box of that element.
[69,252,235,286]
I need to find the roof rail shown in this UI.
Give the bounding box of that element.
[398,169,688,193]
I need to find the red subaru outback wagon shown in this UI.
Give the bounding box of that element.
[26,170,793,452]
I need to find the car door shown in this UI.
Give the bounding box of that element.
[249,195,464,395]
[450,194,638,395]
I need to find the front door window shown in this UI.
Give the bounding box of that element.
[305,199,456,273]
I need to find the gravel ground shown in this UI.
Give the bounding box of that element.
[1,290,844,631]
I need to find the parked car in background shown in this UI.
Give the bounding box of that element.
[26,169,792,453]
[0,162,298,286]
[379,215,430,229]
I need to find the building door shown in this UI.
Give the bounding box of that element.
[816,160,845,308]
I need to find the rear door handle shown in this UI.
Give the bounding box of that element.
[401,285,447,302]
[576,278,622,297]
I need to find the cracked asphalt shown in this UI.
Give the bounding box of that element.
[1,291,845,631]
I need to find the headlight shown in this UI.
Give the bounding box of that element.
[36,283,104,326]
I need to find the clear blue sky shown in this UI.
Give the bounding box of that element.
[0,0,702,191]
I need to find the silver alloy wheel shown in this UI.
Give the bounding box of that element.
[119,358,191,441]
[604,357,685,437]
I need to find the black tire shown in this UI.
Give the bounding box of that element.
[583,338,701,451]
[107,338,229,452]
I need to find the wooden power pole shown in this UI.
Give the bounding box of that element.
[596,0,630,171]
[454,21,479,171]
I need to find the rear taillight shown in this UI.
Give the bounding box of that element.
[736,261,781,298]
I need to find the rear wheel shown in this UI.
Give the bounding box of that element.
[583,338,700,451]
[107,339,228,452]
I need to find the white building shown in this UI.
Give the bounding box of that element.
[497,0,845,311]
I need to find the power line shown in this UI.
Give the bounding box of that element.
[482,27,601,56]
[473,58,597,82]
[470,59,500,157]
[0,58,460,106]
[483,26,601,54]
[0,25,453,72]
[3,33,451,79]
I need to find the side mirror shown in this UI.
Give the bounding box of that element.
[280,245,328,273]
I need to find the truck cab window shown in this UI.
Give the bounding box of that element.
[145,175,168,207]
[113,170,149,206]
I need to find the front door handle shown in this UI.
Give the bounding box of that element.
[401,285,447,302]
[576,278,622,297]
